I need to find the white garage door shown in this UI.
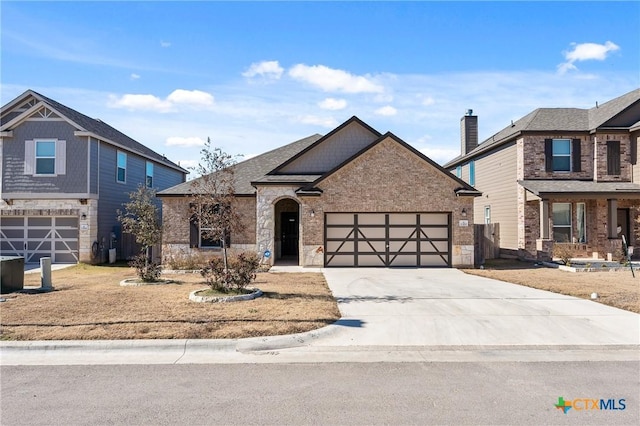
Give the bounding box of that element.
[0,216,79,263]
[325,212,451,267]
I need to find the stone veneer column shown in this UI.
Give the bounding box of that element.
[255,186,300,265]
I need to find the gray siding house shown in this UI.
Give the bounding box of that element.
[445,89,640,261]
[1,90,187,264]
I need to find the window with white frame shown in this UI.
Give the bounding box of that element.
[35,141,56,174]
[552,139,571,172]
[117,151,127,183]
[484,206,491,224]
[553,203,572,242]
[24,139,66,176]
[456,165,462,178]
[146,161,154,188]
[576,202,586,243]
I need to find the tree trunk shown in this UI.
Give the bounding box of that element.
[222,230,229,287]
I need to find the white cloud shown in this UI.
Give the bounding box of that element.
[289,64,384,94]
[297,115,339,128]
[130,73,140,80]
[166,89,214,106]
[108,93,173,112]
[422,96,435,106]
[419,147,460,165]
[160,40,171,48]
[165,136,206,147]
[558,41,620,74]
[374,105,397,116]
[108,89,214,112]
[318,97,347,110]
[242,60,284,79]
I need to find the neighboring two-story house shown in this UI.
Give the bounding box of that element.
[0,90,187,264]
[444,89,640,261]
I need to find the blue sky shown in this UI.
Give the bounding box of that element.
[2,1,638,171]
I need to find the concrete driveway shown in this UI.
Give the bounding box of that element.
[313,268,640,347]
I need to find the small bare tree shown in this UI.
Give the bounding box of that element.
[190,138,243,284]
[117,185,162,281]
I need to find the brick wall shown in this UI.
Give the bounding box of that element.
[521,134,594,180]
[594,133,632,182]
[303,136,475,253]
[161,196,256,246]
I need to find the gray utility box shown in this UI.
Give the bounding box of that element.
[0,256,25,293]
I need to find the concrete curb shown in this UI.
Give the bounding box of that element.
[0,322,344,354]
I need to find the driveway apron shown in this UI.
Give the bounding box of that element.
[315,268,640,347]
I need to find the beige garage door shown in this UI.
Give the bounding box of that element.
[324,212,451,267]
[0,216,79,263]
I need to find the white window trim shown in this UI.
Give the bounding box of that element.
[484,206,491,224]
[552,202,572,242]
[27,139,66,177]
[116,150,127,184]
[576,202,586,243]
[552,139,572,173]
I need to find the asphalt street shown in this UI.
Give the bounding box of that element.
[2,361,638,425]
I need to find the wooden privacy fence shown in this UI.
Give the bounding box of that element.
[474,223,500,266]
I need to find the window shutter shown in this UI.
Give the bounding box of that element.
[544,139,553,172]
[189,208,199,248]
[607,141,621,175]
[24,140,35,174]
[56,140,66,175]
[572,139,581,172]
[632,137,637,165]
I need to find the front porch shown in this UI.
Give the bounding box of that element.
[527,197,639,262]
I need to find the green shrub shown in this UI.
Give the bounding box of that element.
[201,252,260,292]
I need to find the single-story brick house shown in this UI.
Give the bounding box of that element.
[158,117,481,267]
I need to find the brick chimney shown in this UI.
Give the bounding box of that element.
[460,109,478,155]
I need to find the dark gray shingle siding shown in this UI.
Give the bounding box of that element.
[2,121,88,194]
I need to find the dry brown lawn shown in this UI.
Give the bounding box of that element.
[464,259,640,314]
[0,264,341,341]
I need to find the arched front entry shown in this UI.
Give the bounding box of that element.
[274,198,300,264]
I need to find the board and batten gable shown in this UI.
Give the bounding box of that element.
[277,120,379,174]
[2,120,89,194]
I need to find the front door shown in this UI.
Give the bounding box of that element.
[617,208,630,245]
[280,212,299,257]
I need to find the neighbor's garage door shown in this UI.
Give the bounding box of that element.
[324,213,451,267]
[0,216,79,263]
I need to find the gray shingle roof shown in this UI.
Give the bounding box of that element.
[2,90,187,174]
[519,180,640,196]
[158,134,322,196]
[444,88,640,168]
